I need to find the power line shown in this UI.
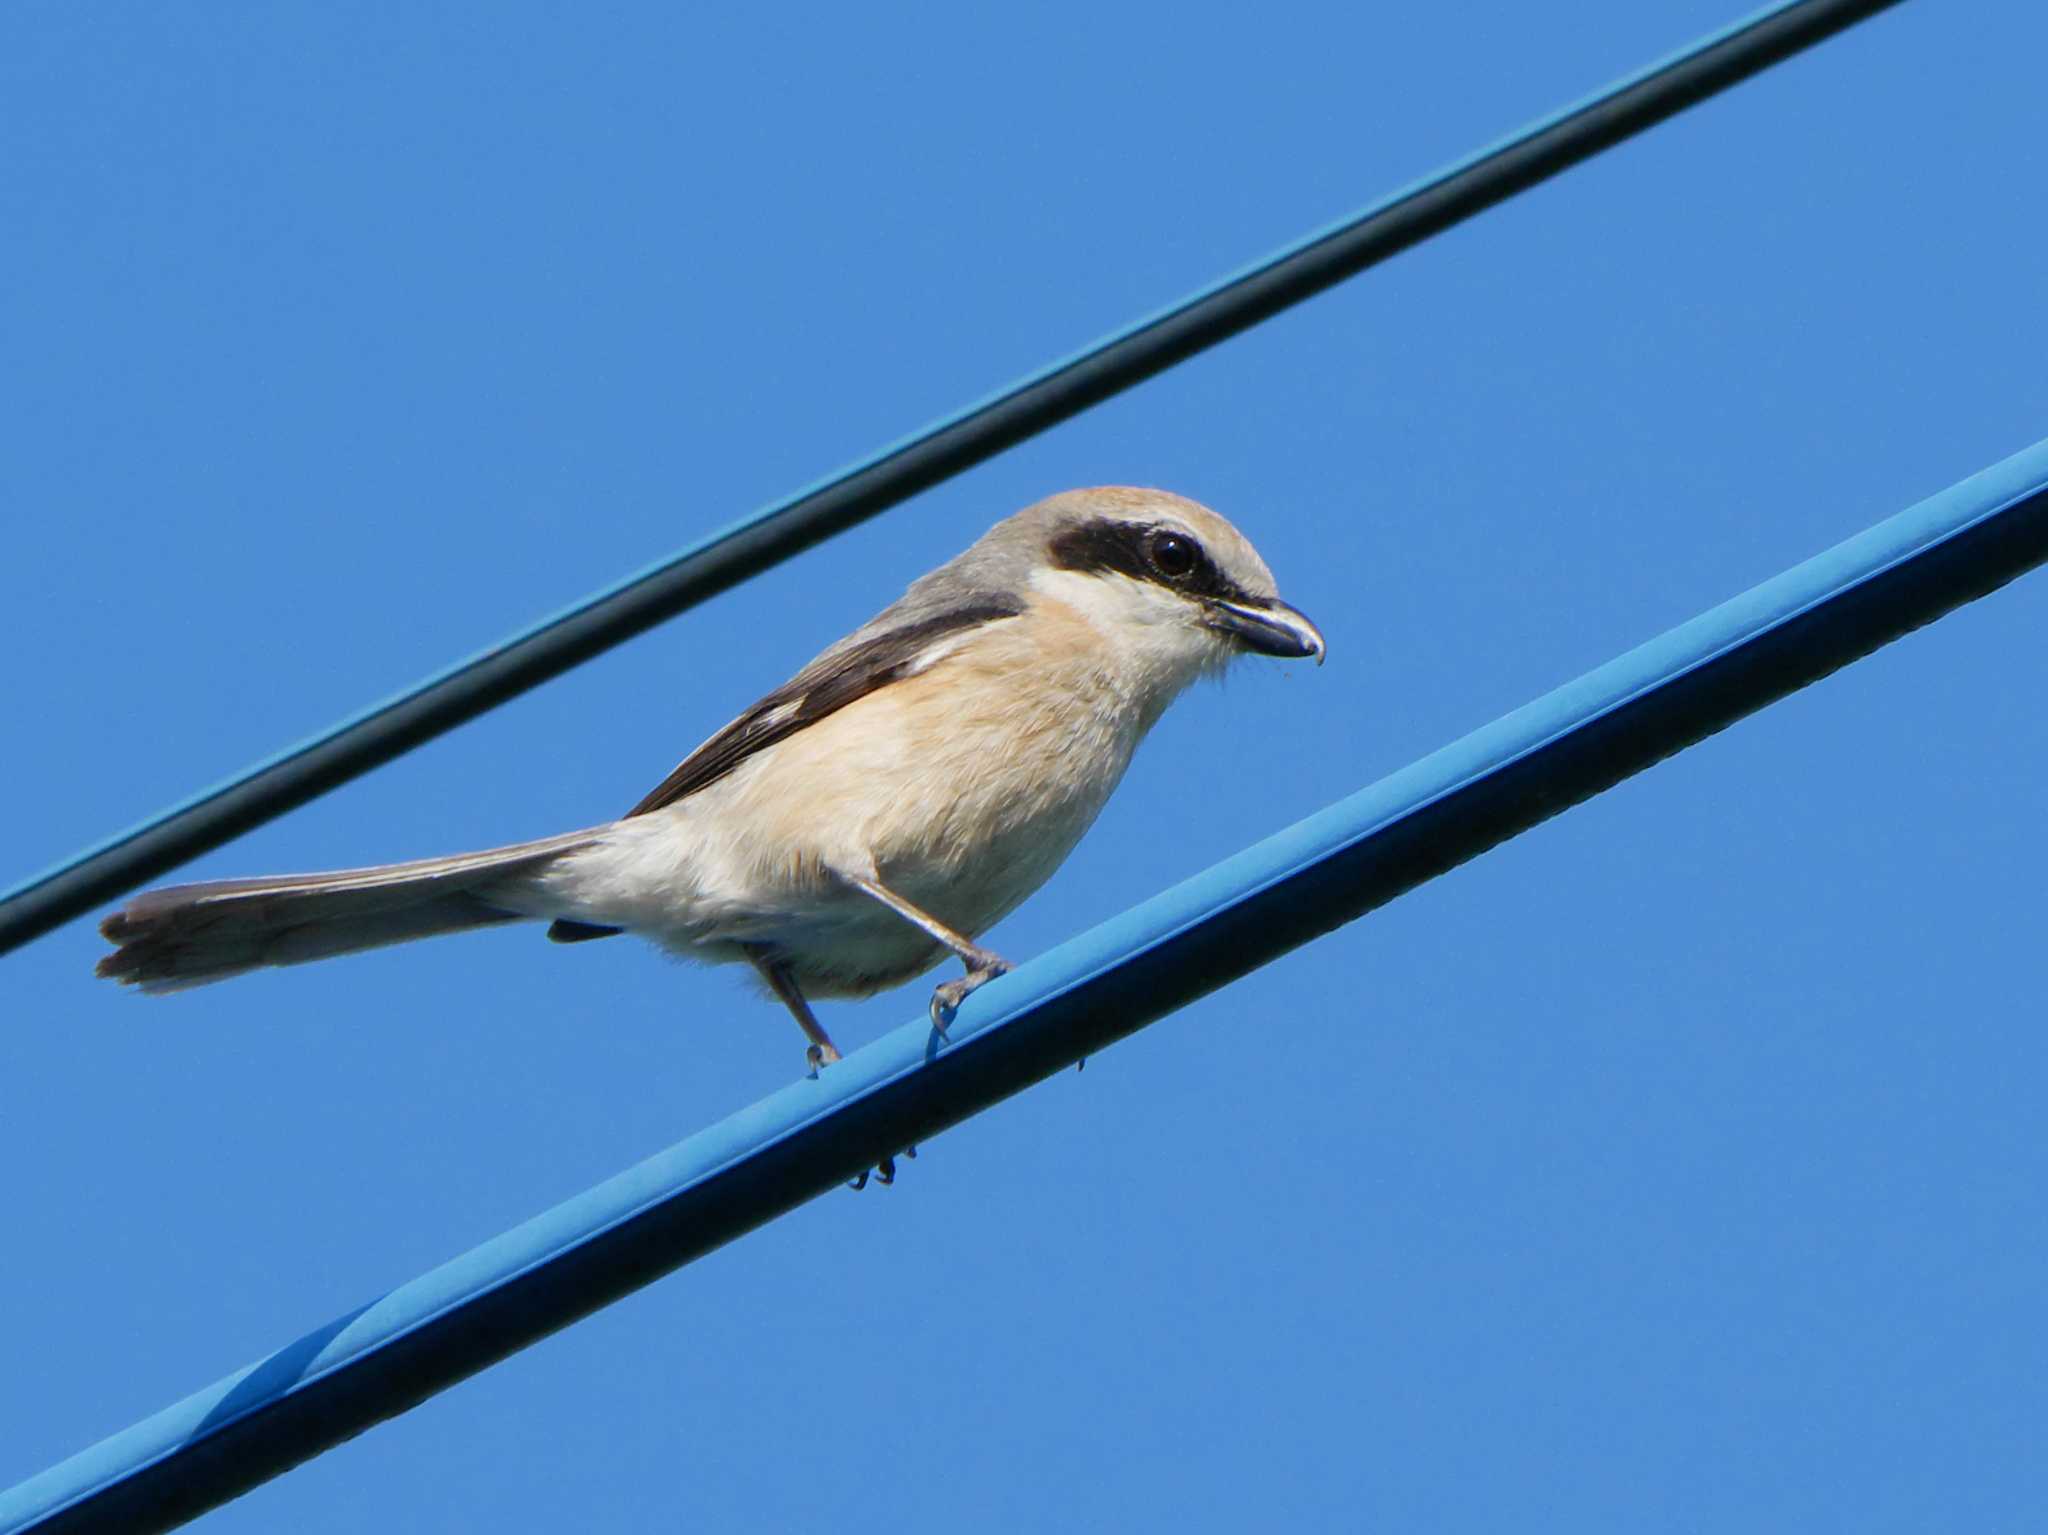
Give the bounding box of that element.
[0,0,1906,956]
[7,436,2043,1535]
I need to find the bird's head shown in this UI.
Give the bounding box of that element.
[1011,487,1325,693]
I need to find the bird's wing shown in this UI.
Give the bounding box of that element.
[545,599,1025,944]
[622,601,1023,819]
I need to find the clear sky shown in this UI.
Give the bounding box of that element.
[5,3,2046,1530]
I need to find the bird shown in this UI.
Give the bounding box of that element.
[96,487,1326,1072]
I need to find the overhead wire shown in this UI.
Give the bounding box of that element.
[0,0,1906,955]
[7,434,2043,1535]
[2,1,1956,1527]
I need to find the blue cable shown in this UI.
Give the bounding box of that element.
[7,433,2041,1535]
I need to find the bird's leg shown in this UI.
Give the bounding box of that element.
[745,945,910,1190]
[842,874,1013,1032]
[743,945,842,1073]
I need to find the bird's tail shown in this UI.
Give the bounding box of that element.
[95,829,605,993]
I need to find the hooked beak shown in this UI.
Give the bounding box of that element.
[1205,597,1327,664]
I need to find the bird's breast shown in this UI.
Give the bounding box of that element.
[904,632,1163,935]
[724,603,1157,924]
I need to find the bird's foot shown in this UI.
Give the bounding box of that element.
[928,950,1013,1034]
[805,1040,842,1078]
[848,1144,917,1191]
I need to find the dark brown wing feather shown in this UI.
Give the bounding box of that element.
[545,602,1021,944]
[622,603,1022,818]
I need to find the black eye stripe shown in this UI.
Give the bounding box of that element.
[1048,518,1255,603]
[1047,519,1150,584]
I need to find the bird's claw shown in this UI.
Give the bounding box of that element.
[847,1144,917,1192]
[928,954,1013,1034]
[804,1039,844,1080]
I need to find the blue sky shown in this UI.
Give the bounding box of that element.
[5,2,2046,1529]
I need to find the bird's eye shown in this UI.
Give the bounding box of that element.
[1146,530,1201,582]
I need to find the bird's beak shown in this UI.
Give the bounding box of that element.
[1205,597,1327,664]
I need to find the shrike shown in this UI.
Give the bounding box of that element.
[98,487,1326,1068]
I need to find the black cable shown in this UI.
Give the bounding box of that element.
[0,0,1906,956]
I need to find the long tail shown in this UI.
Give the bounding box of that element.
[96,829,604,993]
